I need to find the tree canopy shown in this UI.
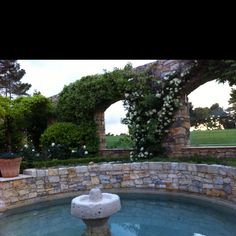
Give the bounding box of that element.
[0,60,31,99]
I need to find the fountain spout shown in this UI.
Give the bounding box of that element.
[71,188,121,236]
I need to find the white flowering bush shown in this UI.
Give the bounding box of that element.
[123,71,185,160]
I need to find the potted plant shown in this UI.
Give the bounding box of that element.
[0,152,22,178]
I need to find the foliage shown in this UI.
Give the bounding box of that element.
[56,64,135,153]
[0,96,23,152]
[123,70,187,160]
[20,155,130,170]
[40,122,81,148]
[206,60,236,86]
[19,154,236,172]
[226,89,236,126]
[105,134,134,149]
[0,152,21,159]
[13,94,52,150]
[0,96,7,119]
[189,103,234,130]
[0,60,31,99]
[47,60,236,160]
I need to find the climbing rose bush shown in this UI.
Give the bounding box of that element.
[123,71,185,160]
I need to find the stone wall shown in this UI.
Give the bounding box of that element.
[176,146,236,158]
[1,162,236,211]
[99,149,131,157]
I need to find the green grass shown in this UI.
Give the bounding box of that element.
[190,129,236,146]
[106,129,236,148]
[105,134,133,149]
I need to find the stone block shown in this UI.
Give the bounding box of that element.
[75,166,88,173]
[130,163,141,170]
[59,168,68,175]
[48,176,60,183]
[37,170,47,177]
[23,169,37,177]
[112,164,123,171]
[149,162,162,170]
[91,176,100,185]
[99,163,112,171]
[140,162,149,170]
[121,180,134,188]
[48,168,59,176]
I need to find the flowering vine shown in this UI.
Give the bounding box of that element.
[123,71,186,160]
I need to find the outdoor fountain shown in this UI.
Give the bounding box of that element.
[71,188,121,236]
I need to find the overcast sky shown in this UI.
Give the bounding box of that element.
[19,60,234,135]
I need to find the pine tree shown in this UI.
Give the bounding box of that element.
[0,60,31,99]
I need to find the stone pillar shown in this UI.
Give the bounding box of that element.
[162,95,190,156]
[94,109,106,150]
[83,218,111,236]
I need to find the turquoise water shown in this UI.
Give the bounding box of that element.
[0,193,236,236]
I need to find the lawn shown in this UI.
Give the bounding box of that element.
[190,129,236,146]
[106,129,236,148]
[105,134,134,149]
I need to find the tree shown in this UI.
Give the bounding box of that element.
[190,105,210,129]
[0,60,31,99]
[0,96,23,152]
[225,89,236,128]
[190,102,235,129]
[13,94,52,151]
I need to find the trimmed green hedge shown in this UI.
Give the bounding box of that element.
[20,155,236,172]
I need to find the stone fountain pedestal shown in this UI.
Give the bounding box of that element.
[71,188,121,236]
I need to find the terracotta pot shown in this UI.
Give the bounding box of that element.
[0,157,22,178]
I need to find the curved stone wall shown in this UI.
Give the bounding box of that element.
[1,162,236,211]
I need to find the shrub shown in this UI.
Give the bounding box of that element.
[40,122,84,159]
[41,122,81,147]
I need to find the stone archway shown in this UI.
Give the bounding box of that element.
[95,60,226,156]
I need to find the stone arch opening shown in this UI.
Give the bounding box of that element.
[188,79,233,145]
[105,100,128,135]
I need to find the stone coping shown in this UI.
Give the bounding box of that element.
[0,174,32,182]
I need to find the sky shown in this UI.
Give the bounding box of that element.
[19,60,234,135]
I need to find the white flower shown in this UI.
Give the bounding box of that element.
[83,145,86,149]
[24,144,28,148]
[72,150,76,153]
[32,149,35,152]
[140,147,144,151]
[51,143,55,147]
[84,151,88,155]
